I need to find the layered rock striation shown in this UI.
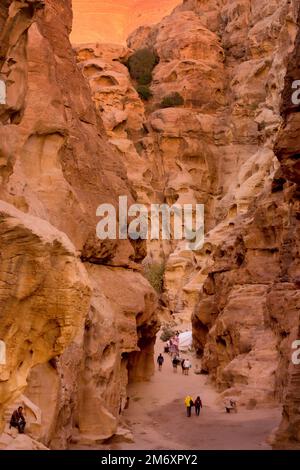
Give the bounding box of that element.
[1,0,300,450]
[271,12,300,447]
[0,0,158,449]
[73,0,300,447]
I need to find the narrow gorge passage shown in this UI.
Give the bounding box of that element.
[83,334,282,451]
[1,0,300,453]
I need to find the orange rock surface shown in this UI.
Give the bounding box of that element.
[71,0,179,44]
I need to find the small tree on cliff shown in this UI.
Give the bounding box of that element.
[143,262,165,293]
[160,92,184,108]
[127,48,159,86]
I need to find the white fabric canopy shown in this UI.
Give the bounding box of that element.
[0,80,6,105]
[179,331,193,351]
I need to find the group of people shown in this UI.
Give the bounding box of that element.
[159,335,203,419]
[185,395,203,417]
[164,334,180,357]
[172,356,191,375]
[157,352,192,375]
[159,334,193,376]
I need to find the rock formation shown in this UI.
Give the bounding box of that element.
[74,0,300,448]
[271,12,300,448]
[0,0,158,450]
[0,0,300,450]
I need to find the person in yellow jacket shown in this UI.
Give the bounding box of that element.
[185,395,193,417]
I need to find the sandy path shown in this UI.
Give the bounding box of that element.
[112,339,282,450]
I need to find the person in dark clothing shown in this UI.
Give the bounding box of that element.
[194,396,203,416]
[157,353,164,371]
[10,406,26,434]
[172,356,179,373]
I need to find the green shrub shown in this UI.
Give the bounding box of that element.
[127,48,158,85]
[160,326,176,342]
[136,84,153,101]
[160,92,184,108]
[143,262,165,293]
[137,72,153,85]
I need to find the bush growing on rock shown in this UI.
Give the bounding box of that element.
[127,48,158,85]
[137,72,153,85]
[160,92,184,108]
[136,84,153,101]
[143,262,165,293]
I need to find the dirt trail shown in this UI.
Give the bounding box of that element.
[114,338,282,450]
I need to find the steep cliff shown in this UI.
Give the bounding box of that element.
[154,0,300,445]
[0,0,158,449]
[73,0,300,447]
[1,0,300,450]
[271,12,300,448]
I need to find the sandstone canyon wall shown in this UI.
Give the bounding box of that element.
[0,0,300,451]
[72,0,300,448]
[0,0,158,449]
[271,17,300,448]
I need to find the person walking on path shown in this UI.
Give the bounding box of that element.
[185,395,193,417]
[194,396,203,416]
[181,358,185,374]
[157,353,164,371]
[183,358,191,375]
[172,356,179,373]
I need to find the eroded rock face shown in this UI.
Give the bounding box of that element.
[124,0,298,329]
[271,10,300,448]
[0,0,158,449]
[75,0,299,370]
[24,266,157,449]
[169,0,300,413]
[0,0,140,268]
[0,201,91,432]
[84,0,300,433]
[194,192,300,406]
[1,0,300,450]
[168,0,300,443]
[74,22,222,263]
[72,0,300,447]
